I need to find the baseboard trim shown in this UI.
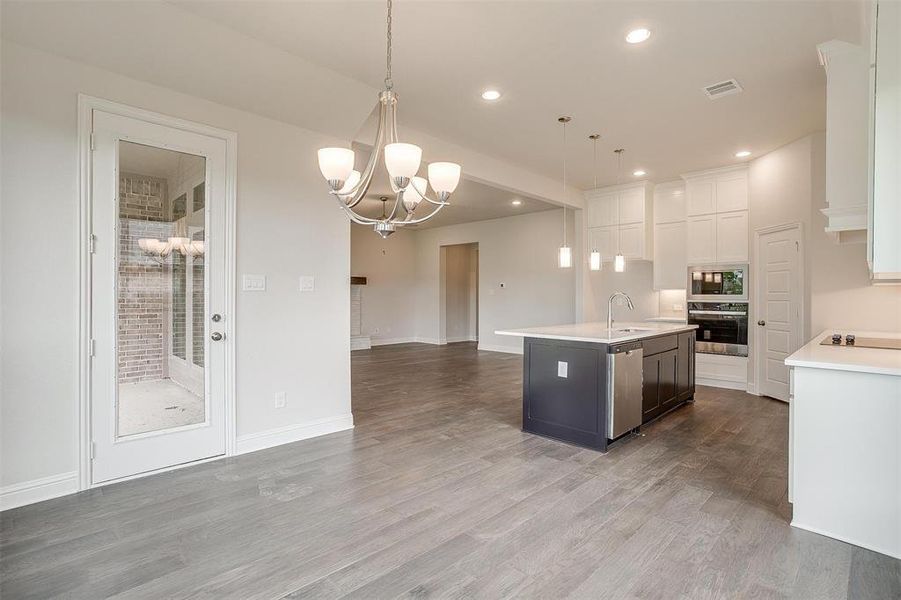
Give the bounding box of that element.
[791,520,900,560]
[369,336,417,347]
[477,343,523,355]
[445,336,478,343]
[235,414,355,455]
[0,471,79,512]
[696,377,747,391]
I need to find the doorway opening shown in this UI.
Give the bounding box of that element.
[439,243,479,344]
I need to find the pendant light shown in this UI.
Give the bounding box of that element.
[557,117,572,269]
[588,134,602,271]
[613,148,626,272]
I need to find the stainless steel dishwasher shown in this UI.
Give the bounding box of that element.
[606,341,643,439]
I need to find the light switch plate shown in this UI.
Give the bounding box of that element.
[274,392,286,409]
[242,274,266,291]
[299,276,315,292]
[557,361,568,378]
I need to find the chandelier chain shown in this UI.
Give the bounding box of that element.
[385,0,393,90]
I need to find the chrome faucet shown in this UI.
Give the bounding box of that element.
[607,291,634,330]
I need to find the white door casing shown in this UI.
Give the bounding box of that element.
[88,106,234,484]
[755,224,803,402]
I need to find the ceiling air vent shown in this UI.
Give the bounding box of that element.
[703,79,743,99]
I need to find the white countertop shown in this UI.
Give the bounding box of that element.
[495,321,697,344]
[785,330,901,377]
[645,317,688,323]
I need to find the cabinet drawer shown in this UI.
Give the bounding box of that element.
[642,334,678,356]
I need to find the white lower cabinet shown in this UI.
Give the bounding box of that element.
[653,221,687,289]
[686,214,717,264]
[716,211,749,263]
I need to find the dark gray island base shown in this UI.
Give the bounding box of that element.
[520,331,696,452]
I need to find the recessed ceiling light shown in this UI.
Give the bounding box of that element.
[735,150,751,158]
[511,199,522,206]
[626,28,651,44]
[633,170,647,177]
[481,89,502,101]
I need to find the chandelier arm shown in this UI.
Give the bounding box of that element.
[336,200,381,226]
[390,200,446,225]
[339,98,388,208]
[386,190,401,222]
[407,183,449,206]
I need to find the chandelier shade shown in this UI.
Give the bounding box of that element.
[317,147,355,184]
[428,162,462,195]
[316,0,461,235]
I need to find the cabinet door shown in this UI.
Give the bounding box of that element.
[686,178,716,216]
[589,226,618,261]
[653,221,687,290]
[618,188,645,224]
[587,192,618,227]
[642,355,661,418]
[676,331,695,401]
[654,184,686,224]
[715,172,748,212]
[619,223,644,259]
[657,350,679,412]
[716,210,749,262]
[686,215,717,264]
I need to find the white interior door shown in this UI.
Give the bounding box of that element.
[90,110,228,484]
[756,226,801,402]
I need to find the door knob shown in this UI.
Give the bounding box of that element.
[757,320,766,326]
[211,332,224,341]
[211,314,222,323]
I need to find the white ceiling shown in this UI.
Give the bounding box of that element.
[1,0,863,196]
[171,0,863,188]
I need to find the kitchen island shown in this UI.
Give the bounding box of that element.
[786,330,901,559]
[496,322,698,452]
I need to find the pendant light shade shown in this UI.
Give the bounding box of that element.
[317,147,355,184]
[614,253,625,272]
[559,245,573,269]
[590,250,602,271]
[384,143,423,181]
[428,162,462,195]
[588,134,602,272]
[614,148,627,273]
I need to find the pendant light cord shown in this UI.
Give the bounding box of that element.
[562,119,567,246]
[385,0,393,90]
[615,148,624,253]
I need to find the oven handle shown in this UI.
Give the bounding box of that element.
[688,310,748,316]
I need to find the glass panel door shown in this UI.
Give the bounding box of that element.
[116,141,207,438]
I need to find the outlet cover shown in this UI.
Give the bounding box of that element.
[242,274,266,291]
[299,276,315,292]
[557,361,568,378]
[274,392,286,409]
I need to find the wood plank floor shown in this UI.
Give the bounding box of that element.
[2,342,899,599]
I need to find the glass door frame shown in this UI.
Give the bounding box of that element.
[77,95,237,489]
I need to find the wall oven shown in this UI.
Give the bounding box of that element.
[688,302,749,356]
[687,264,748,302]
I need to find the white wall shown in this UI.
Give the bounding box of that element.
[0,41,352,493]
[585,262,660,324]
[413,209,576,353]
[350,227,418,345]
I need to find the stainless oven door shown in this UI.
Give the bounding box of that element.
[687,264,749,302]
[689,308,749,356]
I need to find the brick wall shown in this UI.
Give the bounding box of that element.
[118,173,170,383]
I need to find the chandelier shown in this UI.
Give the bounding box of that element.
[138,237,205,265]
[316,0,462,238]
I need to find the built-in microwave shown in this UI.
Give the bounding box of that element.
[687,264,749,302]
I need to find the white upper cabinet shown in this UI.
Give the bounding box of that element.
[818,39,870,238]
[870,1,901,281]
[653,181,687,224]
[686,215,717,264]
[686,179,716,216]
[584,182,654,263]
[715,211,749,263]
[618,187,645,224]
[715,171,749,212]
[681,166,749,264]
[587,191,618,227]
[653,221,687,290]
